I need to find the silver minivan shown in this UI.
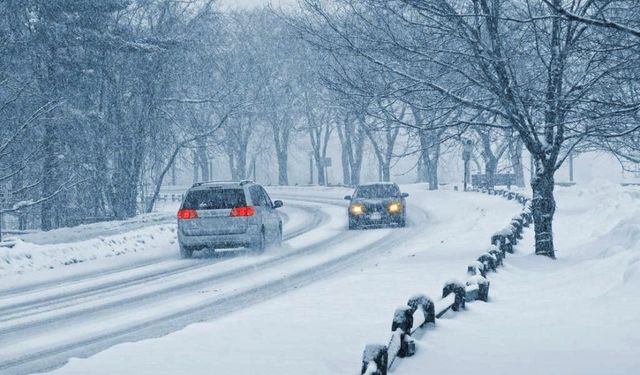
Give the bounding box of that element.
[177,181,283,258]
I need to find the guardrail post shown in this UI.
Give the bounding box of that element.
[488,247,504,266]
[467,260,486,278]
[361,345,388,375]
[490,233,506,255]
[510,221,521,241]
[466,275,490,302]
[442,281,466,311]
[503,230,514,253]
[391,306,416,357]
[407,295,435,326]
[478,253,497,272]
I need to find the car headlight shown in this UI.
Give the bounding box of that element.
[387,202,402,213]
[350,204,365,215]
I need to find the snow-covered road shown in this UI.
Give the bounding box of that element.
[0,186,520,375]
[0,188,406,374]
[0,199,329,373]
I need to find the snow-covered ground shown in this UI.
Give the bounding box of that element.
[2,184,637,375]
[398,183,640,375]
[39,185,521,375]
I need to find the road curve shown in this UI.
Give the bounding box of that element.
[0,194,427,375]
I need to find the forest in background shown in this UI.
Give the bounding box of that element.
[1,0,640,257]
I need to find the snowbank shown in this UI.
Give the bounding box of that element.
[1,224,178,277]
[47,186,521,375]
[397,184,640,375]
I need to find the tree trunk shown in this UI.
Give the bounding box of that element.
[350,127,365,185]
[171,162,177,186]
[340,146,351,185]
[41,121,60,230]
[485,156,498,189]
[531,160,556,258]
[277,150,288,185]
[193,150,200,183]
[315,151,326,186]
[146,146,181,213]
[418,128,439,190]
[273,125,290,185]
[381,162,391,182]
[196,139,209,182]
[509,137,525,187]
[337,122,352,185]
[234,150,248,180]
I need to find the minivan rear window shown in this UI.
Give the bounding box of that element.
[183,189,246,210]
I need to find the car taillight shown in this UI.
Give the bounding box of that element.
[177,209,198,220]
[230,206,255,217]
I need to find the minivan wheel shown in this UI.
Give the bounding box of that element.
[275,225,283,246]
[179,244,193,259]
[252,229,266,254]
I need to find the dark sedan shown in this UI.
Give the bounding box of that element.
[344,183,409,229]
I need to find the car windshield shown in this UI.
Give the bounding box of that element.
[183,188,246,210]
[354,185,400,198]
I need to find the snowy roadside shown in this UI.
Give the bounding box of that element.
[397,183,640,375]
[0,201,180,279]
[48,185,521,375]
[0,198,307,281]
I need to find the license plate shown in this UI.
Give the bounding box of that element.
[370,212,382,220]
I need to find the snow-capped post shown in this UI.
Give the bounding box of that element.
[510,227,518,245]
[488,246,504,266]
[478,253,497,272]
[491,232,506,254]
[442,281,466,311]
[512,214,524,228]
[511,219,523,240]
[466,275,490,302]
[391,306,416,357]
[361,344,388,375]
[500,228,514,253]
[407,294,435,326]
[467,260,486,277]
[520,212,527,226]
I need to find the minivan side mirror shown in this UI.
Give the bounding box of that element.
[273,200,284,208]
[401,192,409,198]
[344,195,352,200]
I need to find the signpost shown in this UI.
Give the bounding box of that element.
[324,157,332,186]
[462,139,473,191]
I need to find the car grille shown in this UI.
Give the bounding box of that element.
[366,203,386,213]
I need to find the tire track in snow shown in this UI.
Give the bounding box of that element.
[0,202,326,321]
[0,195,428,375]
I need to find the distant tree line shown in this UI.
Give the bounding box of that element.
[290,0,640,258]
[1,0,639,262]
